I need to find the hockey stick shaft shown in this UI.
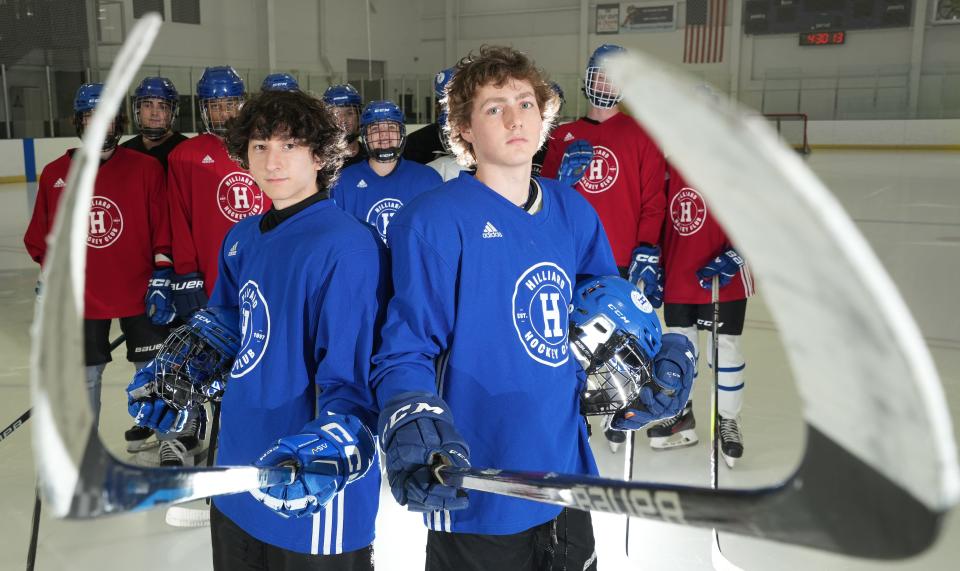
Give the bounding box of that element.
[711,276,719,488]
[26,487,41,571]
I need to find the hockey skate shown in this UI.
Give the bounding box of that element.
[124,424,158,453]
[647,400,698,449]
[719,415,744,468]
[157,436,203,467]
[604,427,627,453]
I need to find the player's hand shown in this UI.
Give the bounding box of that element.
[627,244,663,307]
[611,334,696,430]
[696,248,745,289]
[557,139,594,187]
[125,360,199,433]
[145,268,176,325]
[253,413,376,518]
[171,272,208,319]
[378,392,470,512]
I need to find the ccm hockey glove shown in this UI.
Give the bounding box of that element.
[697,248,745,289]
[145,268,176,325]
[126,361,201,434]
[378,392,470,512]
[627,244,663,307]
[557,139,594,187]
[254,412,376,518]
[612,333,696,430]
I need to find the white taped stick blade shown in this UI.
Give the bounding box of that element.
[606,52,959,512]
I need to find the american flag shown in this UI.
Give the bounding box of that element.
[684,0,726,64]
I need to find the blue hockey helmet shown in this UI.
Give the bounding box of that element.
[133,76,179,140]
[584,44,627,109]
[155,306,240,409]
[261,72,300,92]
[322,83,361,108]
[570,275,662,416]
[197,66,245,135]
[73,83,125,152]
[434,67,456,99]
[360,100,406,162]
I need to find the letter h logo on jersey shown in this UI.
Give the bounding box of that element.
[232,185,251,210]
[512,262,572,367]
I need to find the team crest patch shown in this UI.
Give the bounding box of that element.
[87,196,123,248]
[217,172,265,222]
[670,186,707,236]
[631,290,653,313]
[512,262,572,367]
[233,280,270,378]
[366,198,402,241]
[578,145,619,194]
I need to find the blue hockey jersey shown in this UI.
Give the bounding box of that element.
[209,198,387,555]
[331,158,442,242]
[371,172,617,535]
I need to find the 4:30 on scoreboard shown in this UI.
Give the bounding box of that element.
[799,31,846,45]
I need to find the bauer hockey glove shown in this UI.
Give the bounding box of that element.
[697,248,745,289]
[171,272,208,319]
[611,333,696,430]
[378,392,470,512]
[145,268,176,325]
[126,361,202,434]
[627,244,664,307]
[253,412,376,518]
[557,139,594,187]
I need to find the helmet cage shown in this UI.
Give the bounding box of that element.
[74,111,124,152]
[584,66,622,109]
[154,324,234,410]
[200,95,244,136]
[361,120,406,162]
[572,315,655,416]
[134,96,179,140]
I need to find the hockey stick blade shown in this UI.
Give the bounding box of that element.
[597,53,959,557]
[438,426,941,559]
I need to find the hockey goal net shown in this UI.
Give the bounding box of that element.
[764,113,811,155]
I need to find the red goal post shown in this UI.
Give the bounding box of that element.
[764,113,811,155]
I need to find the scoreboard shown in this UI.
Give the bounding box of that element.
[744,0,912,35]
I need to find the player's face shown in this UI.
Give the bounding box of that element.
[246,136,321,209]
[332,106,359,135]
[364,121,401,150]
[460,78,542,169]
[206,98,241,123]
[138,98,172,130]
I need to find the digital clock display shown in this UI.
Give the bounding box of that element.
[799,31,846,46]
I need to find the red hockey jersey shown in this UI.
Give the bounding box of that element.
[541,113,666,267]
[167,133,269,295]
[23,147,171,319]
[661,164,754,304]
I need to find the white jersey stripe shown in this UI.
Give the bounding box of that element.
[323,494,334,554]
[311,511,321,555]
[336,490,345,554]
[444,509,452,532]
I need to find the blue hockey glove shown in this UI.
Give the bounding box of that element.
[126,361,201,433]
[253,412,376,518]
[171,272,208,319]
[557,139,594,187]
[697,248,745,289]
[627,244,663,307]
[145,268,176,325]
[611,333,696,430]
[378,392,470,513]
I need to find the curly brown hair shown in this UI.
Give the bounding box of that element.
[225,90,348,190]
[442,45,559,168]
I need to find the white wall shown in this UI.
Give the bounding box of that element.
[0,141,26,180]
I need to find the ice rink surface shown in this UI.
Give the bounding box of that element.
[0,149,957,570]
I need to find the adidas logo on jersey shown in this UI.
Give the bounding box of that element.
[563,132,575,142]
[54,178,66,188]
[201,155,215,164]
[227,241,238,257]
[357,179,368,188]
[482,221,503,239]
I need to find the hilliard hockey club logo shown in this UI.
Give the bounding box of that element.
[578,145,619,194]
[366,198,402,242]
[512,262,572,367]
[217,172,265,222]
[631,290,654,313]
[670,186,707,236]
[233,280,270,378]
[87,196,123,248]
